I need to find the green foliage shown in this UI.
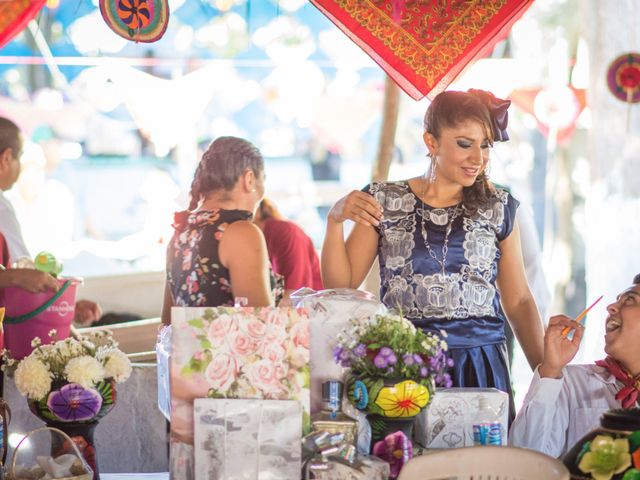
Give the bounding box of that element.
[335,313,449,382]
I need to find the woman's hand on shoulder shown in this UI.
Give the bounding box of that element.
[328,190,383,227]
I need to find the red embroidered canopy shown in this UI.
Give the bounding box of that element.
[0,0,47,50]
[310,0,534,100]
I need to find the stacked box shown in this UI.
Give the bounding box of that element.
[194,398,301,480]
[170,306,310,479]
[414,387,509,448]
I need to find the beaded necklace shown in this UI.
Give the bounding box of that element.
[419,176,463,277]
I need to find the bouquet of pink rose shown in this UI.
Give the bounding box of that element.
[176,307,310,401]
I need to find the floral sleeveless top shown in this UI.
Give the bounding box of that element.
[363,181,519,348]
[167,209,283,307]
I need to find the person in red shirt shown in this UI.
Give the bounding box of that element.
[253,198,323,304]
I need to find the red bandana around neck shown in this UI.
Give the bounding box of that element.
[595,356,640,408]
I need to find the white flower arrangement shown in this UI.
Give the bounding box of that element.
[2,329,133,401]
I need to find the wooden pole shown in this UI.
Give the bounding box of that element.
[371,75,401,182]
[364,75,401,298]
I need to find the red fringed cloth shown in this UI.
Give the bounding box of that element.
[309,0,534,100]
[0,0,47,50]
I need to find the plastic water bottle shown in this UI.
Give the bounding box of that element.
[472,395,502,445]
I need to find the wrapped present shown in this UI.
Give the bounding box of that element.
[414,387,509,448]
[290,288,386,413]
[170,306,310,479]
[302,431,390,480]
[155,325,171,421]
[291,288,386,455]
[194,398,302,480]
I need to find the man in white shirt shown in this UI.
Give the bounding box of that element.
[0,118,30,260]
[509,274,640,457]
[0,117,100,324]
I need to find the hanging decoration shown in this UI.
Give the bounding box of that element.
[607,52,640,104]
[510,87,586,145]
[99,0,169,43]
[0,0,47,49]
[309,0,534,100]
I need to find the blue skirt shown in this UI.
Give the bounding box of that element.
[448,342,515,424]
[419,317,515,424]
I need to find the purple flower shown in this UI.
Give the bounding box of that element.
[332,345,343,363]
[387,354,397,365]
[338,349,352,368]
[443,373,453,388]
[402,354,415,366]
[413,354,424,365]
[47,383,103,422]
[353,344,367,358]
[374,354,389,369]
[379,347,393,358]
[429,357,437,368]
[419,366,428,378]
[447,357,454,368]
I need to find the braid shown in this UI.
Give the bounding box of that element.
[188,162,204,211]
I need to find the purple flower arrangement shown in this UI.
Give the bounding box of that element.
[333,314,453,388]
[3,329,131,424]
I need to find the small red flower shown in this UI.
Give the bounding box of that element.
[620,65,640,90]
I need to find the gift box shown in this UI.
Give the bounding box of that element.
[414,387,509,448]
[170,306,311,479]
[311,454,390,480]
[155,325,171,421]
[290,288,386,414]
[194,398,302,480]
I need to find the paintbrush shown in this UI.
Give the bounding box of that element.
[561,295,604,338]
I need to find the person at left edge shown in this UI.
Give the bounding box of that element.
[0,116,101,325]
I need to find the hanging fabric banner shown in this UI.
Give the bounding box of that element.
[99,0,169,43]
[309,0,534,100]
[0,0,47,49]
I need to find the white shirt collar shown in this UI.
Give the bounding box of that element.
[586,363,619,385]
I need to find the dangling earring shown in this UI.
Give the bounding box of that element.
[429,154,437,183]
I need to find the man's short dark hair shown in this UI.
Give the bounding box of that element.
[0,117,21,158]
[634,273,640,285]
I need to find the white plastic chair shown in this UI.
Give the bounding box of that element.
[397,446,570,480]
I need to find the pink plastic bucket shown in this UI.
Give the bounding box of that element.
[3,277,81,359]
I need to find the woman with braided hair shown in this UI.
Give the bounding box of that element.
[161,136,274,325]
[322,90,545,421]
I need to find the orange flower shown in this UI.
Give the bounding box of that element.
[633,448,640,469]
